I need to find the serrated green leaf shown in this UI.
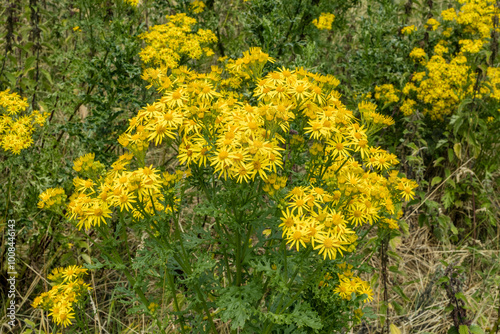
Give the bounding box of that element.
[389,236,401,251]
[399,220,409,236]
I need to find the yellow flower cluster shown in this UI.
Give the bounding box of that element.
[124,0,139,6]
[163,169,192,187]
[262,173,287,196]
[320,263,374,303]
[406,54,472,120]
[358,101,395,128]
[139,13,217,75]
[401,25,417,35]
[73,153,106,177]
[67,153,175,230]
[32,265,91,328]
[409,47,427,62]
[124,44,415,260]
[312,13,335,30]
[0,89,47,154]
[485,67,500,100]
[190,0,206,13]
[333,273,374,302]
[280,124,415,260]
[374,84,400,104]
[402,0,500,120]
[38,188,67,212]
[459,38,484,53]
[225,47,276,81]
[424,18,440,31]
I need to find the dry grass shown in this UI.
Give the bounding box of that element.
[362,220,500,334]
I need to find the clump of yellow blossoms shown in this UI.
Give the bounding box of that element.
[312,13,335,30]
[333,263,374,302]
[263,173,287,196]
[358,101,395,128]
[38,188,67,213]
[409,47,426,62]
[32,265,91,328]
[0,89,47,154]
[139,13,217,75]
[401,25,417,35]
[73,153,106,176]
[374,84,400,104]
[401,0,500,120]
[424,17,440,31]
[190,0,206,13]
[124,0,139,6]
[66,152,175,230]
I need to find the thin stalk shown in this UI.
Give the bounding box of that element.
[166,269,187,334]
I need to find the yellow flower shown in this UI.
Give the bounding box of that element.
[190,0,206,13]
[401,25,417,35]
[312,13,335,30]
[313,231,349,260]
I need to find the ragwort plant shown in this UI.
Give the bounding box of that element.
[395,0,500,241]
[36,13,417,333]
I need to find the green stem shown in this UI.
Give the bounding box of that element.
[166,269,187,334]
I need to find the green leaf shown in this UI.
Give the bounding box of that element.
[392,285,410,301]
[469,325,485,334]
[389,236,401,251]
[455,292,467,304]
[459,325,470,334]
[391,301,404,315]
[25,56,36,71]
[418,214,427,227]
[437,276,449,285]
[81,254,92,264]
[4,72,16,86]
[434,157,445,167]
[448,148,455,162]
[431,176,442,187]
[24,319,36,328]
[450,224,458,235]
[448,327,459,334]
[41,68,53,84]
